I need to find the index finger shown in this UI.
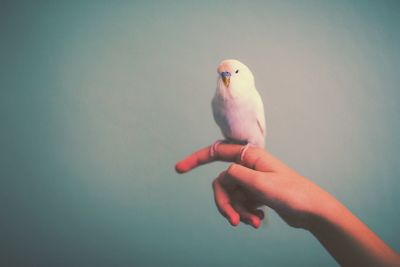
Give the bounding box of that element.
[175,143,272,173]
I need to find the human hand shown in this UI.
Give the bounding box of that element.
[175,143,335,230]
[176,144,400,266]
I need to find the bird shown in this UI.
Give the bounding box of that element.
[211,59,266,160]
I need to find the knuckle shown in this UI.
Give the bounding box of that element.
[255,147,265,154]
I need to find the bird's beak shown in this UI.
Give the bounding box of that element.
[221,72,231,87]
[222,76,230,87]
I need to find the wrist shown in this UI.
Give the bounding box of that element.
[306,191,345,233]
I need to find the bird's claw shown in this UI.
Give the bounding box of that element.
[210,140,223,158]
[239,143,251,163]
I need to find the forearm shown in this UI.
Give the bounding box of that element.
[308,195,399,267]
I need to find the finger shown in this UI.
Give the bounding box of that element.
[230,189,263,228]
[175,143,276,173]
[175,144,242,173]
[224,163,270,194]
[212,175,240,226]
[232,202,261,229]
[175,146,212,173]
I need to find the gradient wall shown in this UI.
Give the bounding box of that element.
[1,1,399,266]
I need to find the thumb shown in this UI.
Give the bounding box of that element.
[224,163,272,195]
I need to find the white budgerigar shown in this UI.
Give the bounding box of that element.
[211,59,266,158]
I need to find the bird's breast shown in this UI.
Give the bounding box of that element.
[213,92,264,146]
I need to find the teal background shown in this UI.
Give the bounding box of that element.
[1,1,399,266]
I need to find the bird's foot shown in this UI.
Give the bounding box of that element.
[211,140,253,162]
[239,143,253,163]
[210,140,224,158]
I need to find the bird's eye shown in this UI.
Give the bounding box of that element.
[235,69,239,74]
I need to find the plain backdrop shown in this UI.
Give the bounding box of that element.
[1,1,399,266]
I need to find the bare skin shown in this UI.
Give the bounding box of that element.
[175,144,400,267]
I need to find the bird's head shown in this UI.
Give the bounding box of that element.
[217,59,255,90]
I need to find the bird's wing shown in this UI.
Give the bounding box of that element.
[253,88,266,137]
[211,95,230,139]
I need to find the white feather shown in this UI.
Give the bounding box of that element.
[212,59,266,148]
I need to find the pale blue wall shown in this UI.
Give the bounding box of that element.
[1,1,399,266]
